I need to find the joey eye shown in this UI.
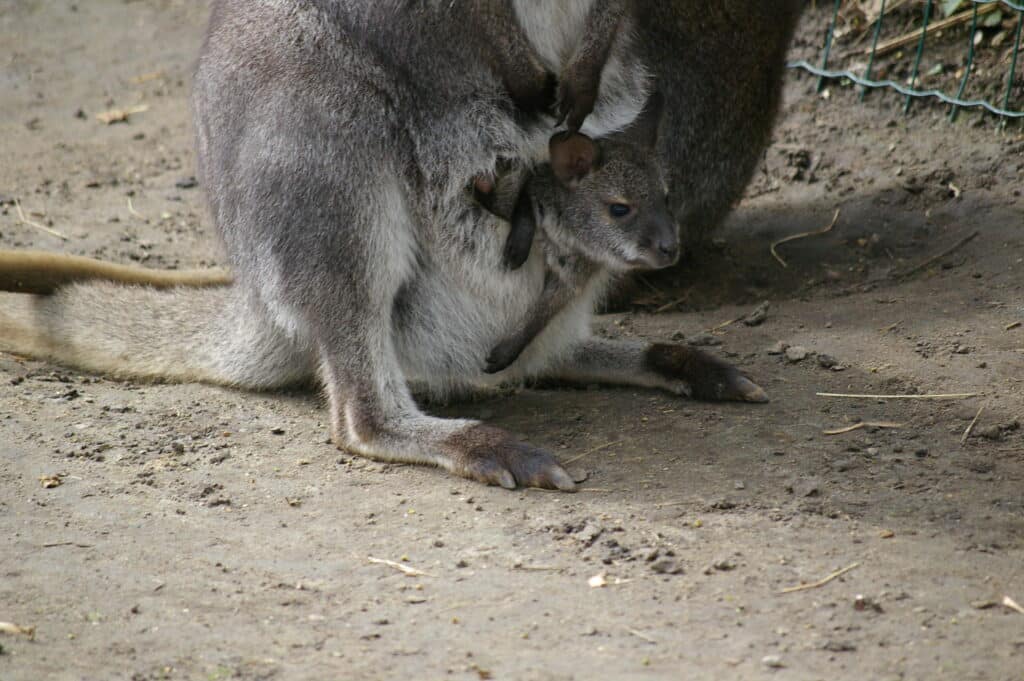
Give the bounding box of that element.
[609,203,632,218]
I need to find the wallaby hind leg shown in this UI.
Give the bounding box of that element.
[544,337,768,403]
[263,172,574,491]
[315,299,576,491]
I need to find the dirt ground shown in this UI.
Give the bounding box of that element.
[2,2,1023,680]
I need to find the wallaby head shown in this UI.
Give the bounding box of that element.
[541,93,677,271]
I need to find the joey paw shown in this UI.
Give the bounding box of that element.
[446,425,576,491]
[484,337,528,374]
[646,343,769,403]
[501,233,533,271]
[556,69,600,131]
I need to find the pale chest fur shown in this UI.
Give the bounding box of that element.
[512,0,650,140]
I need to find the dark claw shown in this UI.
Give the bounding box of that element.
[501,184,537,270]
[484,337,527,374]
[446,425,576,491]
[645,343,769,403]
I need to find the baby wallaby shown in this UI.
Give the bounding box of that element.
[474,0,631,269]
[485,94,675,373]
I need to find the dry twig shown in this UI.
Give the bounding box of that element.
[13,199,68,241]
[627,627,657,644]
[367,557,430,577]
[864,5,1000,58]
[897,231,979,279]
[127,197,147,221]
[779,563,860,595]
[961,402,987,444]
[1003,596,1024,615]
[824,421,902,435]
[0,622,36,640]
[96,104,149,125]
[817,392,979,400]
[771,209,840,269]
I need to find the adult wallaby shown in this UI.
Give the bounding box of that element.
[632,0,805,244]
[1,1,781,490]
[3,1,804,283]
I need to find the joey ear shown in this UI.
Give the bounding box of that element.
[549,132,601,187]
[629,91,665,150]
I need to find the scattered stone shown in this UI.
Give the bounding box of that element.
[733,481,746,491]
[767,341,789,355]
[712,557,738,571]
[853,594,884,613]
[761,655,784,669]
[975,425,1002,441]
[743,302,770,327]
[788,478,821,498]
[270,427,286,435]
[914,447,930,458]
[170,441,185,455]
[650,558,684,575]
[822,640,857,653]
[640,547,660,562]
[174,176,198,189]
[817,353,838,369]
[39,474,63,489]
[833,458,857,472]
[785,346,810,363]
[578,523,604,548]
[688,333,722,347]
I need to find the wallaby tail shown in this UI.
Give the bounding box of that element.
[0,282,313,389]
[0,249,233,294]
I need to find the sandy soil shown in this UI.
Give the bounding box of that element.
[2,2,1023,680]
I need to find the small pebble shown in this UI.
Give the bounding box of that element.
[650,558,685,575]
[743,302,770,327]
[688,333,722,347]
[762,655,784,669]
[976,425,1002,441]
[785,346,809,362]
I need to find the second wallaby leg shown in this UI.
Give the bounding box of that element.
[557,0,630,130]
[545,337,768,403]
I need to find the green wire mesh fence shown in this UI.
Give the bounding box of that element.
[790,0,1024,120]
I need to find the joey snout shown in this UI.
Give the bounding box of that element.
[632,213,680,269]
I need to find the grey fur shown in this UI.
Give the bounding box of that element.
[1,0,783,490]
[633,0,805,243]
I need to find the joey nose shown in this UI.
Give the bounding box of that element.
[638,219,680,269]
